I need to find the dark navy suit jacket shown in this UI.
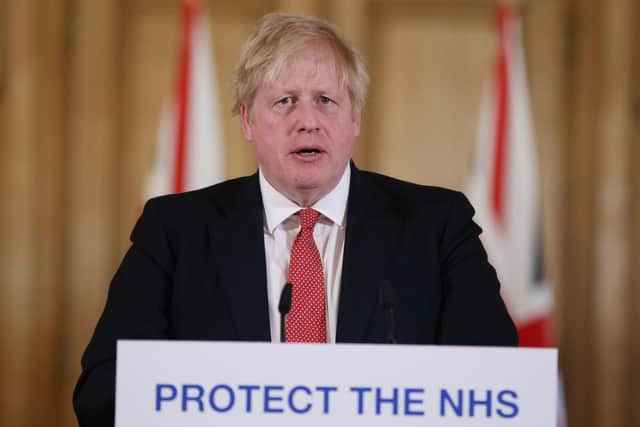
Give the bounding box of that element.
[73,164,517,426]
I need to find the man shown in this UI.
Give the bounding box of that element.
[73,12,517,426]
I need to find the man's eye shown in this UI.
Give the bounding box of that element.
[278,97,293,105]
[319,96,333,105]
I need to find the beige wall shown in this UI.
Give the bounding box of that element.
[1,0,638,426]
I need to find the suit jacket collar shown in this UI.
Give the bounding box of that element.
[206,173,271,341]
[337,162,404,342]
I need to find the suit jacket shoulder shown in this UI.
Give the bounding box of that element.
[132,173,263,268]
[139,173,261,234]
[339,166,517,346]
[354,168,473,209]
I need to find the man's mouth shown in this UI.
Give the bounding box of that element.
[296,148,321,156]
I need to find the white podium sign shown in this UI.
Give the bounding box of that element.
[116,341,556,426]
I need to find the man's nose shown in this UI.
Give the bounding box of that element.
[295,101,320,133]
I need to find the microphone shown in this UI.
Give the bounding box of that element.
[380,280,397,344]
[278,282,293,343]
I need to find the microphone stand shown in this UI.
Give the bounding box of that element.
[380,280,397,344]
[278,282,293,343]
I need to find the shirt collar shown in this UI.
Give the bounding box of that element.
[259,165,350,235]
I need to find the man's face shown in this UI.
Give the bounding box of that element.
[241,42,361,206]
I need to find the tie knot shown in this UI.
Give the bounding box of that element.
[297,208,320,231]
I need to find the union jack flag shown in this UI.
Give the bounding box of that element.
[145,0,224,198]
[466,4,567,426]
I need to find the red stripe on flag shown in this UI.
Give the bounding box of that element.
[490,5,512,228]
[518,314,554,347]
[173,2,198,193]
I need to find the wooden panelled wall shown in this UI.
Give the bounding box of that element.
[0,0,637,426]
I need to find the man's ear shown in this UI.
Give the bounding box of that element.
[240,104,253,141]
[352,110,361,137]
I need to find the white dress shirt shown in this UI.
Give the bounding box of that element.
[259,166,350,343]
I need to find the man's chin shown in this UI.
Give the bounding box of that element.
[293,171,333,190]
[284,179,330,206]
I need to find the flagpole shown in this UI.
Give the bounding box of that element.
[499,0,528,15]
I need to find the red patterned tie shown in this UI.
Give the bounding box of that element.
[286,208,327,342]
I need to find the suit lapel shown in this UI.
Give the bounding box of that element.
[207,173,271,341]
[337,165,404,342]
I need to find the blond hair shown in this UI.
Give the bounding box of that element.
[232,12,369,115]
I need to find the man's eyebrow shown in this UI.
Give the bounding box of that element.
[267,91,299,102]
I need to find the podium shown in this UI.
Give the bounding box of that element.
[115,341,556,426]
